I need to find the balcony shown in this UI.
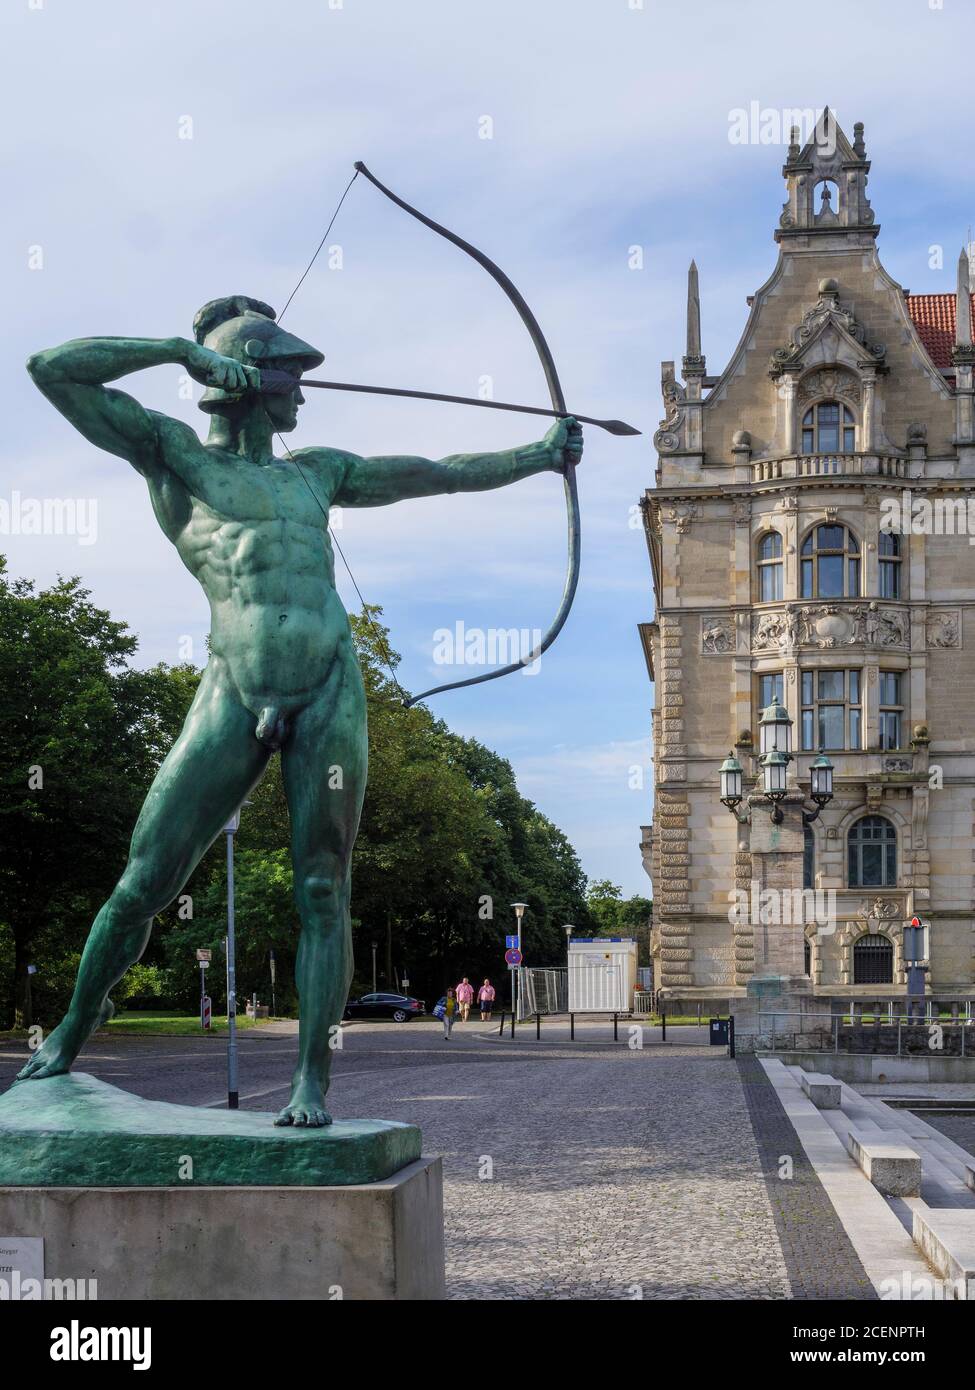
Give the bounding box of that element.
[752,454,907,483]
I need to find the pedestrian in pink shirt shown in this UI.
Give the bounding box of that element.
[477,978,496,1021]
[455,977,474,1022]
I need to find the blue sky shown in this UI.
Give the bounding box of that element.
[3,0,974,896]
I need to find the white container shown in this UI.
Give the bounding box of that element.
[567,939,638,1013]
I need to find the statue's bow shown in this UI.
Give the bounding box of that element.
[281,161,629,706]
[348,161,582,706]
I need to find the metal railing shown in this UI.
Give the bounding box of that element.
[749,1008,975,1056]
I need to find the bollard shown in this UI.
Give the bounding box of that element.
[570,1012,575,1041]
[613,1012,618,1042]
[510,1008,515,1039]
[497,1011,506,1036]
[729,1014,735,1059]
[661,1010,666,1043]
[536,1011,541,1041]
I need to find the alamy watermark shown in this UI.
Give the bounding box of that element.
[432,621,542,675]
[727,104,837,154]
[728,882,837,935]
[881,489,975,544]
[0,491,98,545]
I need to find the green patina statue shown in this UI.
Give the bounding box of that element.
[18,295,583,1127]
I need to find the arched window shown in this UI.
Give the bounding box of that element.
[802,401,856,454]
[757,532,784,601]
[801,524,860,599]
[879,531,902,599]
[847,815,897,888]
[853,933,894,985]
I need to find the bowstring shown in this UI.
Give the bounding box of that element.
[274,169,412,702]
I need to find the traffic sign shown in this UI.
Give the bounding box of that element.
[201,994,212,1030]
[504,947,523,967]
[505,935,519,949]
[196,948,212,963]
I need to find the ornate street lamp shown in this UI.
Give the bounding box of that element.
[759,698,792,756]
[762,750,789,822]
[717,700,834,827]
[803,751,835,824]
[719,751,744,813]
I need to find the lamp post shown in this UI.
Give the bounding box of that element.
[718,700,834,827]
[510,902,528,1014]
[224,808,241,1110]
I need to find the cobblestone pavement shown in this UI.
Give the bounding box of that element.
[1,1022,798,1300]
[327,1026,791,1299]
[737,1056,876,1300]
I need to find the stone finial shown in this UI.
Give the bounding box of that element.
[686,260,701,358]
[956,248,972,348]
[853,121,866,158]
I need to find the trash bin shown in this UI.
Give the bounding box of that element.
[709,1017,729,1046]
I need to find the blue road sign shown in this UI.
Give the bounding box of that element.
[505,935,518,949]
[505,947,523,967]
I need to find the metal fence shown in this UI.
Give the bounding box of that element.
[516,967,568,1021]
[750,1008,975,1056]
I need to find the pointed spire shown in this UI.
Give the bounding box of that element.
[686,260,701,358]
[957,247,972,347]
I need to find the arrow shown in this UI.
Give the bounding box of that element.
[258,369,640,437]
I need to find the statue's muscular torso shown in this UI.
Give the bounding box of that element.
[150,418,355,719]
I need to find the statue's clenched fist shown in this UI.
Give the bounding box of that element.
[545,416,584,474]
[183,342,259,394]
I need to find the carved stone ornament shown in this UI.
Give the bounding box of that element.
[857,897,900,921]
[701,616,735,654]
[751,602,908,652]
[654,375,685,453]
[666,503,698,534]
[926,610,961,648]
[769,284,885,376]
[797,367,861,408]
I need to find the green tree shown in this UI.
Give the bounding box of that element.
[0,560,197,1025]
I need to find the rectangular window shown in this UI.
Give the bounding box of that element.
[879,671,903,750]
[759,673,784,712]
[818,554,844,597]
[801,668,863,750]
[759,565,783,601]
[879,560,900,598]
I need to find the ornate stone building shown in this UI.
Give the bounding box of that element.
[639,112,975,1013]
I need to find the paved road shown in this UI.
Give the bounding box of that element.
[0,1021,798,1299]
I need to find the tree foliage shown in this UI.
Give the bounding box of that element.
[0,567,598,1022]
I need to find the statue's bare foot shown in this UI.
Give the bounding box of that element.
[274,1078,332,1128]
[15,998,114,1081]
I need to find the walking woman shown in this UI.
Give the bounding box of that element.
[442,987,457,1040]
[478,978,496,1021]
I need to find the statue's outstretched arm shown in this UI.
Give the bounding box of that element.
[333,417,582,507]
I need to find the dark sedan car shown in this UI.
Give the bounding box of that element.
[343,992,426,1022]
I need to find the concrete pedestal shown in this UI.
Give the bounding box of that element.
[0,1157,445,1300]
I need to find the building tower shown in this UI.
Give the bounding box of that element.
[639,111,975,1033]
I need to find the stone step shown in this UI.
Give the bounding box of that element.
[910,1205,975,1298]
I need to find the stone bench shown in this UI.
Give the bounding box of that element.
[798,1070,841,1109]
[846,1128,921,1196]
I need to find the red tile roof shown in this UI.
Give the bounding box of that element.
[906,292,975,368]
